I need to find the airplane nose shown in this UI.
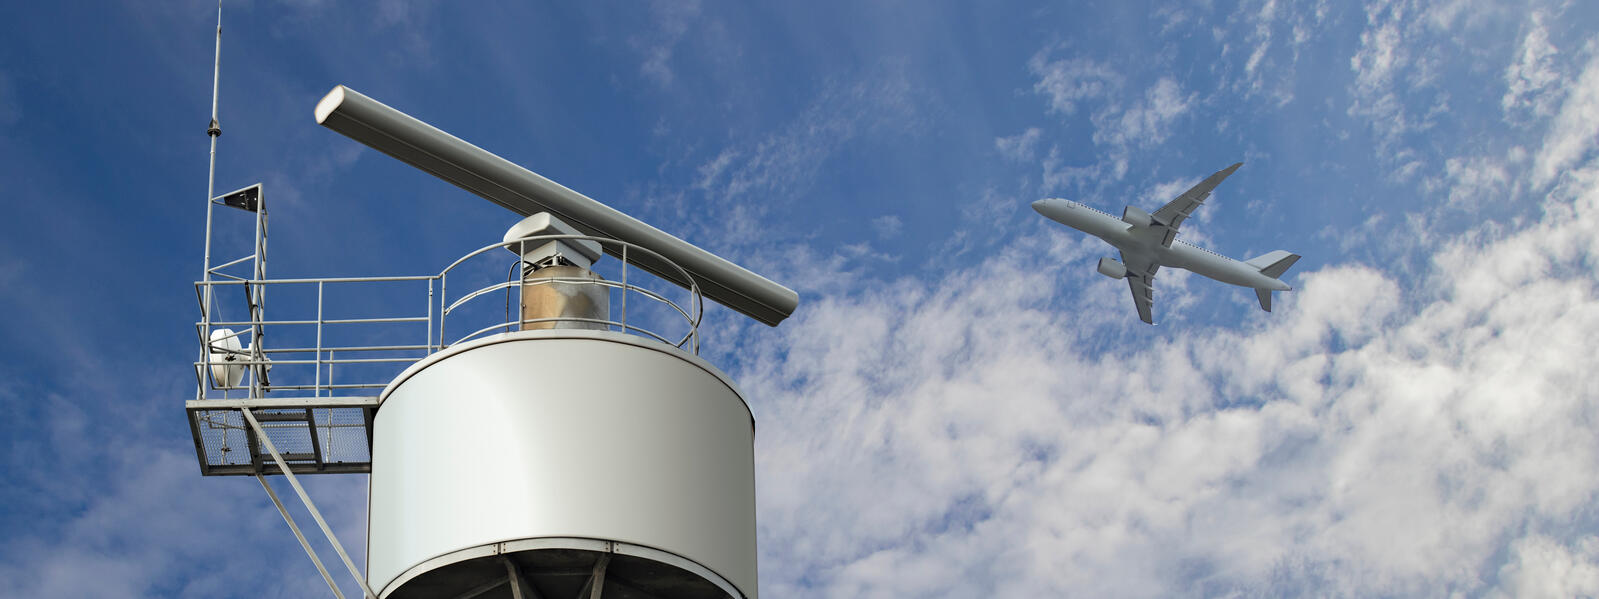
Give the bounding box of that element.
[1031,199,1049,214]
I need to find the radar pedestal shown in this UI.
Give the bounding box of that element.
[504,213,610,332]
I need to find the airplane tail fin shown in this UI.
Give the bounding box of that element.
[1247,251,1300,313]
[1246,250,1301,279]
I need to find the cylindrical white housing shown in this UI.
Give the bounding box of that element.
[368,330,757,598]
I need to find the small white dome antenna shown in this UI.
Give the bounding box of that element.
[207,328,246,388]
[207,328,271,390]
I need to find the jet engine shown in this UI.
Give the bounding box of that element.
[1121,205,1154,227]
[1096,257,1127,279]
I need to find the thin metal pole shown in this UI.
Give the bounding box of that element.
[241,408,378,599]
[199,0,223,399]
[620,245,628,334]
[251,186,267,392]
[257,474,346,599]
[425,278,433,353]
[315,281,324,397]
[438,273,448,350]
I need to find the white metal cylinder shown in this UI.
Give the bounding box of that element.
[367,330,757,598]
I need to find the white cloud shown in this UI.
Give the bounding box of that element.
[673,65,917,256]
[1350,3,1403,98]
[1028,54,1120,116]
[1345,0,1571,185]
[1232,0,1302,106]
[635,0,704,87]
[1025,42,1196,191]
[1490,535,1599,598]
[1028,68,1191,193]
[743,91,1599,595]
[1502,13,1562,120]
[695,148,738,190]
[1534,47,1599,188]
[994,127,1042,162]
[1431,153,1512,209]
[1091,77,1192,151]
[1347,0,1412,164]
[871,215,903,240]
[0,448,371,598]
[1040,145,1109,193]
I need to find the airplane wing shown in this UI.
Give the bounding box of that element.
[1120,251,1159,324]
[1148,162,1243,247]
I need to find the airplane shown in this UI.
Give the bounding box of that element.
[1031,162,1300,325]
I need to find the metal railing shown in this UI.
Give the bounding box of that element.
[436,234,703,353]
[191,233,703,402]
[193,275,437,401]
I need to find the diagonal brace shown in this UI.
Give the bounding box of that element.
[258,474,345,599]
[575,553,611,599]
[242,407,378,599]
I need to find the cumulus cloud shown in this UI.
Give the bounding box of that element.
[744,148,1599,597]
[1490,535,1599,598]
[738,28,1599,592]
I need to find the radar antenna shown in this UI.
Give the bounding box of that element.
[186,13,791,599]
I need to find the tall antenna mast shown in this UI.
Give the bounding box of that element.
[200,0,222,332]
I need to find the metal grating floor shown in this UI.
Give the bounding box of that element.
[186,398,377,476]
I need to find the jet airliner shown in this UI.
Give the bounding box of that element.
[1031,162,1300,324]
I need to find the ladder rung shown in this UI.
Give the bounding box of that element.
[256,452,318,462]
[251,411,313,423]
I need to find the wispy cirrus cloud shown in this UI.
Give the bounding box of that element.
[633,0,703,87]
[994,127,1042,162]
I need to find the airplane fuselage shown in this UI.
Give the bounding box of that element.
[1032,198,1289,292]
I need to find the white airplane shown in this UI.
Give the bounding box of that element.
[1031,162,1300,325]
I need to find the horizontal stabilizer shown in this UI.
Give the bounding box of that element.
[1256,288,1272,312]
[1246,250,1301,279]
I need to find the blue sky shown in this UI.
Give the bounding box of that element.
[3,0,1599,597]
